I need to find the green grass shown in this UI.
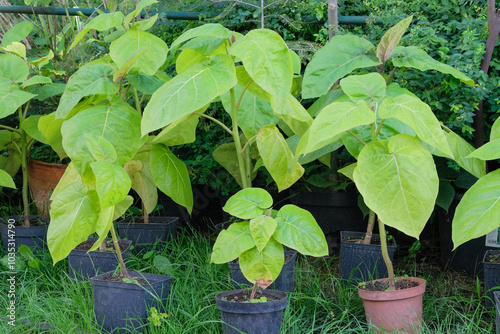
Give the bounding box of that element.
[0,226,495,333]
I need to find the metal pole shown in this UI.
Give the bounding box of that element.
[0,5,207,20]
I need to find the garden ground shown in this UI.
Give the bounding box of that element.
[0,223,494,333]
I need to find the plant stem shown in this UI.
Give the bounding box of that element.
[109,224,130,278]
[229,88,250,188]
[0,124,20,132]
[386,66,397,85]
[99,239,106,252]
[142,201,149,224]
[249,282,258,302]
[362,210,376,244]
[378,218,395,290]
[194,113,233,135]
[18,108,30,227]
[346,130,366,145]
[133,88,141,113]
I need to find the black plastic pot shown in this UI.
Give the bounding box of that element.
[68,238,132,280]
[91,270,173,333]
[0,216,48,253]
[495,291,500,334]
[339,231,397,283]
[228,251,297,292]
[215,289,288,334]
[290,191,366,253]
[484,250,500,310]
[117,216,177,253]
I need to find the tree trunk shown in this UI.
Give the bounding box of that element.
[328,0,339,40]
[474,0,500,148]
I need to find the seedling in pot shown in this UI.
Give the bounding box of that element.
[211,187,328,301]
[298,16,479,290]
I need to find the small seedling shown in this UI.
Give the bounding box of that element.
[147,307,167,327]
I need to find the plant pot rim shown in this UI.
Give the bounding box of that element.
[0,215,49,227]
[91,270,173,288]
[28,157,68,168]
[118,216,179,225]
[70,237,132,254]
[358,277,426,301]
[216,289,288,314]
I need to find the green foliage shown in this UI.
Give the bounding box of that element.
[211,187,328,288]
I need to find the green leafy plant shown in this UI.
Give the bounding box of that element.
[452,115,500,249]
[0,22,66,226]
[211,187,327,300]
[47,0,193,278]
[297,16,480,290]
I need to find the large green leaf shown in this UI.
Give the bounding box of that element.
[211,221,254,264]
[250,215,277,252]
[1,21,33,47]
[212,142,244,188]
[221,85,278,138]
[0,87,35,119]
[239,238,284,288]
[50,162,81,201]
[0,169,16,188]
[235,65,271,101]
[70,12,125,50]
[353,134,438,239]
[377,16,412,64]
[297,101,375,156]
[391,46,474,86]
[443,129,485,179]
[274,204,328,256]
[152,111,202,146]
[302,35,381,99]
[340,73,386,105]
[270,94,312,137]
[61,99,145,173]
[0,53,29,82]
[176,48,208,74]
[56,64,119,119]
[126,68,166,95]
[379,92,452,157]
[491,116,500,141]
[88,206,114,252]
[170,23,231,50]
[84,134,117,162]
[90,161,131,209]
[20,115,44,143]
[452,169,500,248]
[150,144,193,214]
[113,195,134,220]
[468,139,500,161]
[223,187,273,219]
[256,125,304,192]
[124,0,157,26]
[229,29,293,97]
[110,28,169,76]
[47,182,100,264]
[181,35,228,55]
[142,54,236,134]
[27,83,66,101]
[20,75,52,89]
[124,151,158,215]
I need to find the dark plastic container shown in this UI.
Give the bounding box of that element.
[290,191,367,253]
[91,270,173,333]
[339,231,397,283]
[215,289,288,334]
[118,216,177,253]
[483,250,500,309]
[68,238,132,279]
[495,291,500,334]
[229,251,297,292]
[0,216,48,253]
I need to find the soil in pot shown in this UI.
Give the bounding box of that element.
[117,216,177,253]
[215,288,288,334]
[339,231,397,283]
[68,238,132,280]
[358,277,426,334]
[91,270,173,333]
[0,216,49,253]
[229,251,297,292]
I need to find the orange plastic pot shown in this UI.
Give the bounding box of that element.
[358,277,426,333]
[27,158,67,217]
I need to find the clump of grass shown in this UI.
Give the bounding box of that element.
[0,226,496,333]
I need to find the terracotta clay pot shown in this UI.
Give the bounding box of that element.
[358,277,426,333]
[27,158,67,217]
